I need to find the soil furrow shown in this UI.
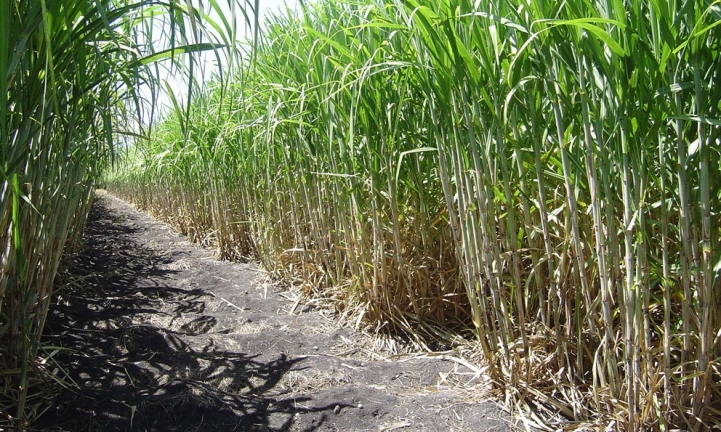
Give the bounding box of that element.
[33,192,511,432]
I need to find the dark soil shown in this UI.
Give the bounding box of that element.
[32,192,512,432]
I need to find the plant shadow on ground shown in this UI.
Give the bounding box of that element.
[32,198,333,432]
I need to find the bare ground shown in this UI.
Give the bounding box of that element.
[32,192,513,432]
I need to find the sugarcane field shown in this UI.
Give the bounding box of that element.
[1,0,720,431]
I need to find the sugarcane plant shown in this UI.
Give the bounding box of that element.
[0,0,248,429]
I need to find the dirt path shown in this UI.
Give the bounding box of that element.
[33,192,511,432]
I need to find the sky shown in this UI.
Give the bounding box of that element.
[258,0,301,17]
[136,0,301,127]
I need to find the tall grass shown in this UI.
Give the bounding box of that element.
[107,0,721,429]
[0,1,243,429]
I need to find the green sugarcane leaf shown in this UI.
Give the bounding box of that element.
[133,43,227,66]
[550,18,626,57]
